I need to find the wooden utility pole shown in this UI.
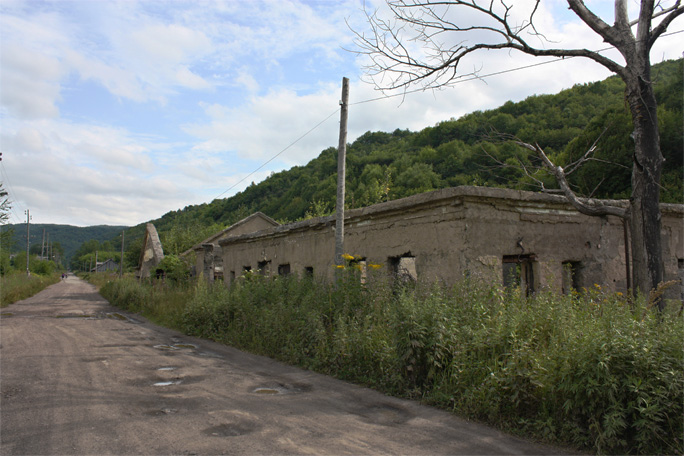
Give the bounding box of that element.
[25,210,30,276]
[120,230,124,278]
[335,77,350,266]
[41,229,46,260]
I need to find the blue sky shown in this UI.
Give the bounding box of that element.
[1,0,682,227]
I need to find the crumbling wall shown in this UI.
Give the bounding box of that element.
[190,213,279,283]
[218,186,684,297]
[137,223,164,280]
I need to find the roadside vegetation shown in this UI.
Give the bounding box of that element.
[0,271,61,307]
[98,269,683,455]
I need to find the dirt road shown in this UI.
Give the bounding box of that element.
[1,276,567,455]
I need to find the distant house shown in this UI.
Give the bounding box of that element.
[92,258,118,273]
[209,186,683,298]
[181,212,279,283]
[137,223,164,279]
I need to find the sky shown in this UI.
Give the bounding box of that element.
[1,0,682,227]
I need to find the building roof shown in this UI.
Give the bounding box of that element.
[181,212,279,257]
[219,185,684,246]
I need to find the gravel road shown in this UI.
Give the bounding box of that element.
[0,275,569,455]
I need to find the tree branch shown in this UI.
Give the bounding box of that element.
[515,141,627,219]
[352,0,633,91]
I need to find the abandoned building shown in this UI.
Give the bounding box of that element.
[182,212,279,282]
[193,186,683,298]
[137,223,165,279]
[92,258,119,273]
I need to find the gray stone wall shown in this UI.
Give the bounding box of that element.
[218,186,684,297]
[137,223,164,279]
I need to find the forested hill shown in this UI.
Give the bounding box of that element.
[8,224,127,263]
[125,58,682,258]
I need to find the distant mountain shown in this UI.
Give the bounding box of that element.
[6,224,128,263]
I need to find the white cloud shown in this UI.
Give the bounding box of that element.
[1,0,681,228]
[0,43,63,119]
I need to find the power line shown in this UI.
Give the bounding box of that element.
[351,29,684,106]
[0,161,24,224]
[212,107,340,201]
[209,29,683,200]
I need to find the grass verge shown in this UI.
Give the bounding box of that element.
[98,272,683,455]
[0,272,61,307]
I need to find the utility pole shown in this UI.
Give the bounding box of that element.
[25,209,30,276]
[41,228,46,260]
[335,77,349,267]
[46,232,50,261]
[94,250,98,273]
[120,230,125,278]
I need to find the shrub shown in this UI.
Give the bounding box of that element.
[105,271,683,455]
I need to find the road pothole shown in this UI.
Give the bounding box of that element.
[145,408,178,416]
[203,422,257,437]
[153,380,182,387]
[153,343,198,351]
[251,382,311,395]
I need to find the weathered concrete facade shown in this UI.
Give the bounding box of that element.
[218,186,684,297]
[184,212,278,282]
[137,223,164,280]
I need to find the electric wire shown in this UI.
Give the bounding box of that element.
[0,161,24,224]
[212,108,341,201]
[188,29,684,201]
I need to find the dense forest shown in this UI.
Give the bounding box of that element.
[20,59,680,270]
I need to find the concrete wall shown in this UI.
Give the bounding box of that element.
[137,223,164,280]
[191,212,279,282]
[218,186,684,297]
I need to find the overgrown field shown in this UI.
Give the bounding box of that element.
[99,273,683,455]
[0,272,61,307]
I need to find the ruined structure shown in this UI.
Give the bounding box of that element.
[211,186,683,297]
[92,258,118,273]
[183,212,278,283]
[137,223,164,280]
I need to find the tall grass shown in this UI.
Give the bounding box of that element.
[99,272,683,455]
[0,272,61,307]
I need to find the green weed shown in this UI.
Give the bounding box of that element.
[99,271,683,455]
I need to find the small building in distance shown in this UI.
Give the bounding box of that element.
[214,186,683,298]
[92,258,119,273]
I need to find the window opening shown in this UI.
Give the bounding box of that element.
[503,254,536,296]
[388,254,417,286]
[257,260,271,276]
[562,261,581,295]
[278,264,291,276]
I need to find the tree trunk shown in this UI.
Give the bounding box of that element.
[624,59,664,300]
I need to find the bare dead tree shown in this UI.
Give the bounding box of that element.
[353,0,683,298]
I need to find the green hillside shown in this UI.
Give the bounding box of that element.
[117,58,681,264]
[7,224,127,264]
